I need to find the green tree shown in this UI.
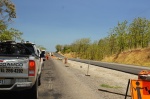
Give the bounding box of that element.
[55,44,62,52]
[69,38,90,57]
[98,37,110,57]
[87,41,99,60]
[129,17,150,48]
[0,28,23,41]
[0,20,6,33]
[0,0,16,21]
[115,21,128,52]
[108,29,117,55]
[56,17,150,61]
[62,45,71,53]
[98,39,106,59]
[9,28,23,41]
[36,45,46,51]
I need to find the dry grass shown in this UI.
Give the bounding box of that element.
[62,48,150,67]
[102,47,150,67]
[63,52,77,58]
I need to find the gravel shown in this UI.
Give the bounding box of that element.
[65,60,138,99]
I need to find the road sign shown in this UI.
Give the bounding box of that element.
[130,79,150,99]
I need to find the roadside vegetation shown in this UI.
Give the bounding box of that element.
[100,84,122,89]
[0,0,20,41]
[0,0,46,50]
[56,17,150,66]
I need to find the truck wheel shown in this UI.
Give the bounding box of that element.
[28,79,38,99]
[38,74,41,86]
[42,63,44,70]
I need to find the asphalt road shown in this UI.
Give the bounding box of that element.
[69,58,150,75]
[53,53,150,75]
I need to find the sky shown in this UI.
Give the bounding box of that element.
[10,0,150,52]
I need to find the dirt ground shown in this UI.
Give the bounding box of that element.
[39,58,137,99]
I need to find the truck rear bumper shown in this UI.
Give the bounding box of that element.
[0,82,33,91]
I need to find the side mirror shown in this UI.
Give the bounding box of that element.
[40,53,44,58]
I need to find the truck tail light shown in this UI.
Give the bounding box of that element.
[28,60,36,76]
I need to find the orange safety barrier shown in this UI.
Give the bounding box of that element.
[46,53,50,60]
[64,57,67,64]
[130,70,150,99]
[46,55,49,60]
[130,80,150,99]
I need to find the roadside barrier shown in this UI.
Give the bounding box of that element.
[129,70,150,99]
[46,55,49,60]
[64,57,68,64]
[98,70,150,99]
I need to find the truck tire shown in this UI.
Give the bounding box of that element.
[28,79,38,99]
[38,74,41,86]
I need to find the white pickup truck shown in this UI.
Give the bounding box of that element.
[0,41,44,99]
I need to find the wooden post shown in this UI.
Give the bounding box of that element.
[124,79,130,99]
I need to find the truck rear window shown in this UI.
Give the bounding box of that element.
[0,43,34,55]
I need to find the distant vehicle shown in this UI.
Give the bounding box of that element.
[0,40,44,99]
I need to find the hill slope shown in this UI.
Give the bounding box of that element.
[62,48,150,67]
[102,48,150,66]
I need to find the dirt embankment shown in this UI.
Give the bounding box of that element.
[102,48,150,66]
[62,48,150,67]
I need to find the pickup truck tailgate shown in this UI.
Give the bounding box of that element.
[0,57,29,78]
